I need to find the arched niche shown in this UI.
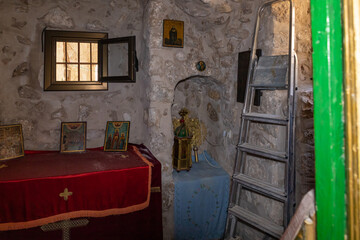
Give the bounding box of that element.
[171,75,229,169]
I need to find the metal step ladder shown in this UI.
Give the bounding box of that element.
[226,0,297,239]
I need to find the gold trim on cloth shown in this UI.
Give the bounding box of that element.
[0,164,8,169]
[151,187,161,193]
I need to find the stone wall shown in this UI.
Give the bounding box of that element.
[143,0,262,238]
[0,0,149,149]
[143,0,314,239]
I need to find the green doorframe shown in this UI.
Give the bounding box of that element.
[310,0,347,239]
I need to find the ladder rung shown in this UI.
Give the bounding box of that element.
[233,173,286,202]
[237,143,287,162]
[228,205,284,238]
[242,112,288,125]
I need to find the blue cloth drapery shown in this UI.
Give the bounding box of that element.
[173,151,230,240]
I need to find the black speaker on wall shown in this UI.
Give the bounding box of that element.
[236,49,262,106]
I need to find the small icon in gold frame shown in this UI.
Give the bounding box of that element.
[104,121,130,152]
[60,122,86,153]
[0,124,24,161]
[163,19,184,48]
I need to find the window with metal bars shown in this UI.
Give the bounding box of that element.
[55,41,99,82]
[44,30,108,91]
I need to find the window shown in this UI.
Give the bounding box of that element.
[44,30,137,91]
[98,36,136,83]
[55,41,99,82]
[44,30,108,91]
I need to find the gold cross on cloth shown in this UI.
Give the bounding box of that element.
[120,154,129,159]
[0,164,8,169]
[41,219,89,240]
[59,188,73,201]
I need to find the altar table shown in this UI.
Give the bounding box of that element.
[173,151,230,240]
[0,144,163,240]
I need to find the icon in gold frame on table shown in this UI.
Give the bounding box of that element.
[104,121,130,152]
[0,124,24,161]
[60,122,86,153]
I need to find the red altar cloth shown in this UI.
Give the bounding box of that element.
[0,145,153,231]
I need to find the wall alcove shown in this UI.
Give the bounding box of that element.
[171,76,230,169]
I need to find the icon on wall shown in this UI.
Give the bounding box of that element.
[163,19,184,48]
[196,61,206,71]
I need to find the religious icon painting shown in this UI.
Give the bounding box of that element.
[60,122,86,153]
[104,121,130,152]
[0,124,24,161]
[163,19,184,48]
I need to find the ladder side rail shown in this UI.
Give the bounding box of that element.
[284,0,296,227]
[285,51,298,227]
[233,75,258,206]
[243,95,253,147]
[237,63,258,166]
[227,173,240,237]
[229,85,258,237]
[234,5,265,215]
[229,6,266,236]
[248,81,257,115]
[242,5,263,115]
[232,182,243,237]
[228,216,237,239]
[227,4,263,236]
[235,154,249,207]
[229,118,252,236]
[242,76,257,176]
[229,149,244,211]
[290,51,298,217]
[232,138,243,175]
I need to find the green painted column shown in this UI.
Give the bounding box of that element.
[310,0,346,239]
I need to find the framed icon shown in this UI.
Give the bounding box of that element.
[0,124,24,161]
[60,122,86,153]
[163,19,184,48]
[104,121,130,152]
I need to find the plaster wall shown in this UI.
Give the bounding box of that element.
[172,76,227,164]
[0,0,149,150]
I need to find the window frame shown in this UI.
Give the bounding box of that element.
[98,36,136,83]
[44,30,108,91]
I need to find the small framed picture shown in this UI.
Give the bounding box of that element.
[163,19,184,48]
[0,124,24,161]
[104,121,130,152]
[60,122,86,153]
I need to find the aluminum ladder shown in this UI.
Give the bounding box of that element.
[226,0,297,239]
